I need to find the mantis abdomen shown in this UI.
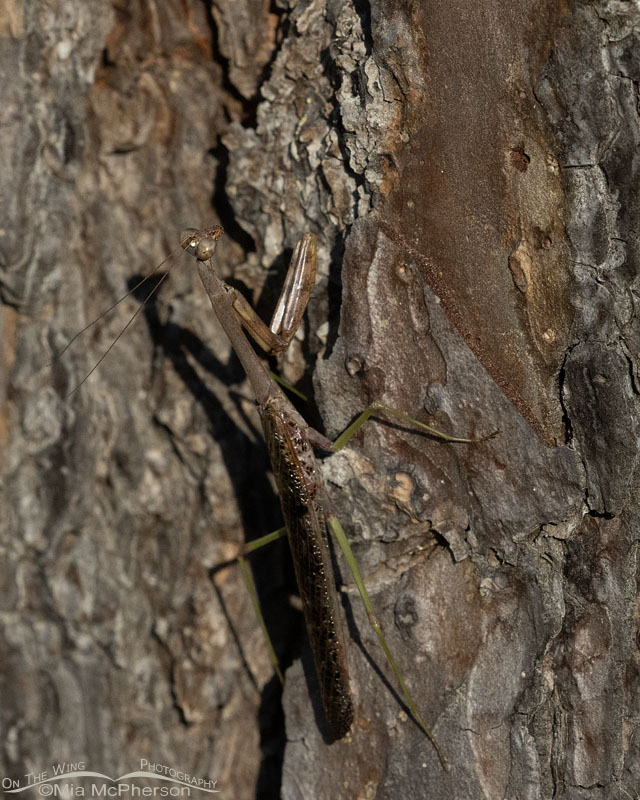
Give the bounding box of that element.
[260,395,353,739]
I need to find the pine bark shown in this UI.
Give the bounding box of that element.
[1,2,638,799]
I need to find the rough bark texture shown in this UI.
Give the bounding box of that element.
[1,1,638,799]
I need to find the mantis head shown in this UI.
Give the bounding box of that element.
[180,225,224,262]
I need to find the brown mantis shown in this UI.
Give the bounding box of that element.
[178,225,495,767]
[57,224,495,768]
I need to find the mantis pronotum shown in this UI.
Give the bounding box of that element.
[59,224,495,768]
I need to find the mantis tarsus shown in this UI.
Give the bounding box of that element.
[59,224,495,769]
[178,225,495,767]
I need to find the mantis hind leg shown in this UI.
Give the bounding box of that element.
[236,528,288,685]
[232,517,450,767]
[326,514,449,770]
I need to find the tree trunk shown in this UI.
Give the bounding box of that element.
[1,1,637,799]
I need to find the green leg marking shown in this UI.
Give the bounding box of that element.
[327,514,450,771]
[269,370,308,401]
[237,527,288,686]
[242,526,288,554]
[332,400,498,452]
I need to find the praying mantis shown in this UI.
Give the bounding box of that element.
[177,225,496,768]
[57,223,495,768]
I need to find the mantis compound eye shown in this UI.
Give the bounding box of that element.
[194,236,217,261]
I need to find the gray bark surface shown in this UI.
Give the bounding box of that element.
[0,1,637,799]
